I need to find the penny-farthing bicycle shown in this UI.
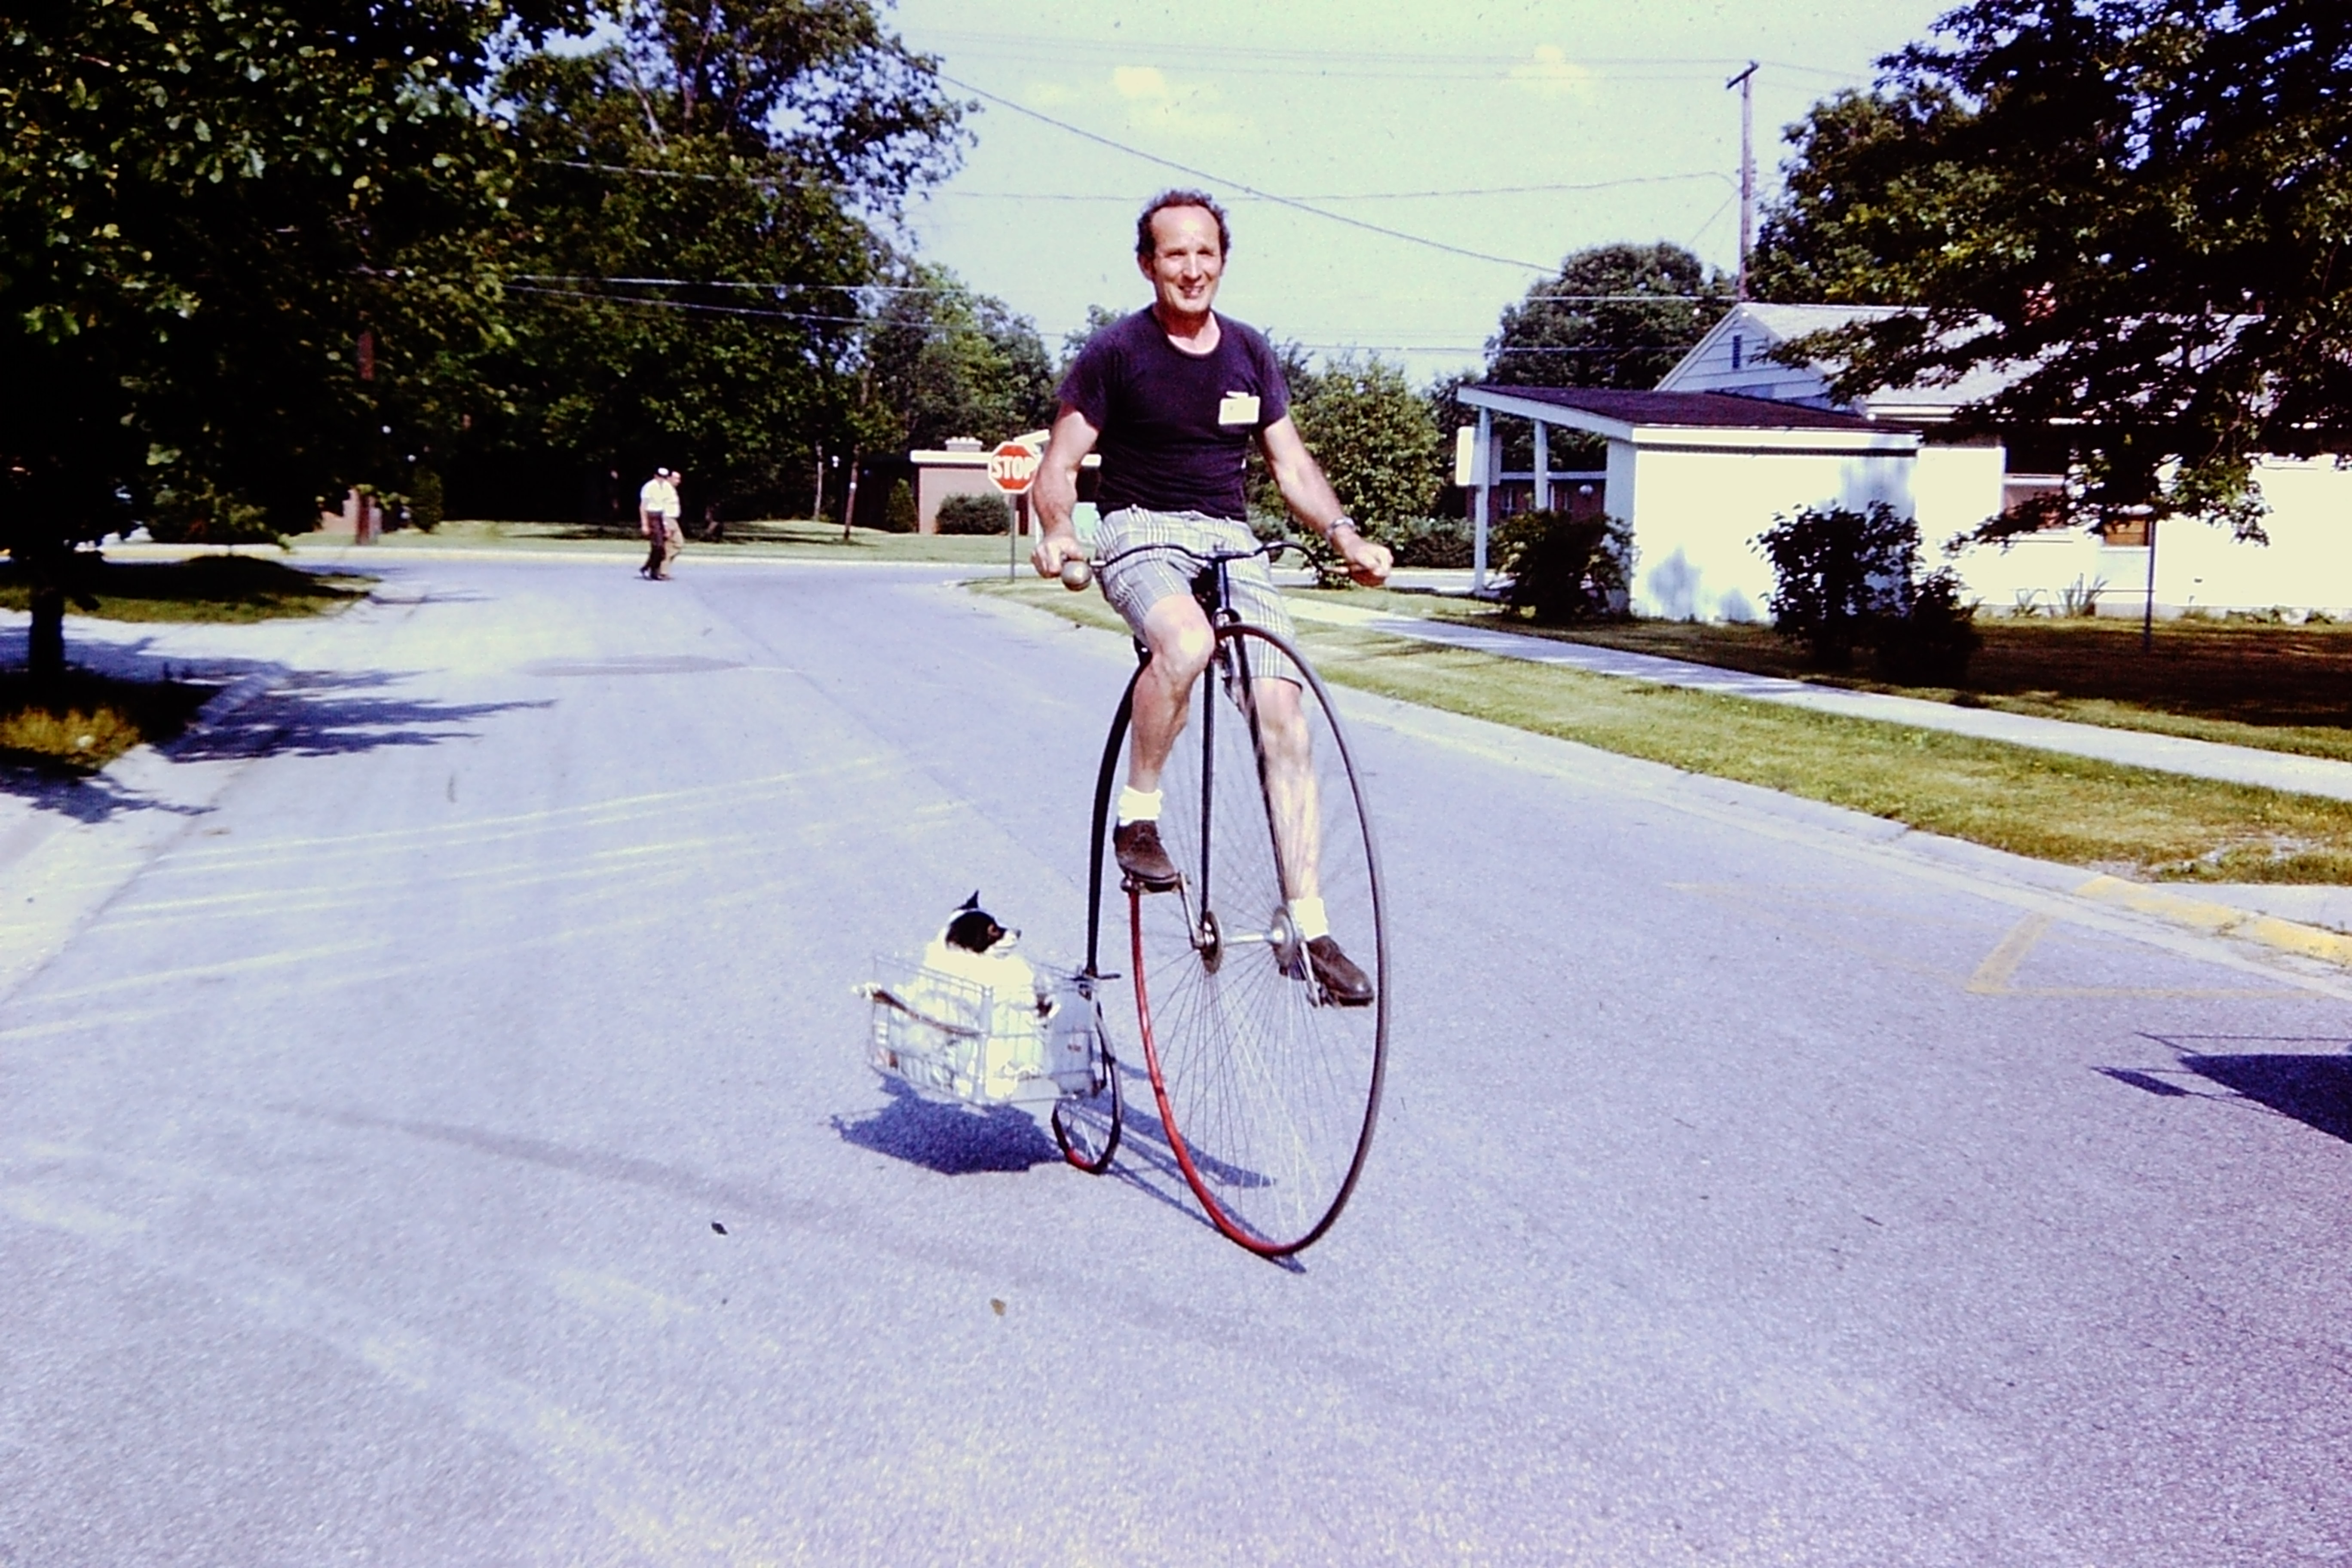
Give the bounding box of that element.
[1049,540,1388,1257]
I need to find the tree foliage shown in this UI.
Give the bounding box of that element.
[862,265,1055,453]
[1756,0,2352,536]
[487,2,966,517]
[0,0,579,671]
[1285,355,1444,533]
[1485,243,1732,389]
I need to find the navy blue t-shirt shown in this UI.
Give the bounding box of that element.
[1057,309,1290,521]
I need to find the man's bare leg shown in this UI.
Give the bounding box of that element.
[1124,592,1216,794]
[1253,678,1320,905]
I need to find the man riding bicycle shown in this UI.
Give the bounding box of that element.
[1032,190,1392,1006]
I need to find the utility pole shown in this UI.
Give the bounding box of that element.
[1726,61,1758,301]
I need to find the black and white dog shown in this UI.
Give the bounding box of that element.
[919,892,1050,1017]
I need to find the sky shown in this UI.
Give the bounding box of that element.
[885,0,1953,384]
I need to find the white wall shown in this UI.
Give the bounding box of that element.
[1625,444,1917,622]
[1912,442,2005,549]
[1948,455,2352,616]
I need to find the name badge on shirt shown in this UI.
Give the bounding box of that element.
[1216,392,1261,427]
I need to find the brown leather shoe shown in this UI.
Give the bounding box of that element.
[1305,935,1375,1007]
[1113,820,1180,890]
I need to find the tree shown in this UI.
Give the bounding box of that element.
[1285,355,1444,533]
[487,2,967,518]
[862,265,1055,453]
[1,0,578,676]
[1758,0,2352,537]
[1485,243,1732,389]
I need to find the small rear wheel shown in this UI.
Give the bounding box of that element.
[1050,993,1123,1173]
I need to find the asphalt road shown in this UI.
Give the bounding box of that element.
[3,557,2347,1566]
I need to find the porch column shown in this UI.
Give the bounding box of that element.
[1533,419,1550,512]
[1472,406,1493,594]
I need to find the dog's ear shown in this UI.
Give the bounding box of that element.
[959,890,981,912]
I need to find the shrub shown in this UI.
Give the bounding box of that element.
[934,491,1012,535]
[882,480,919,534]
[1494,509,1634,624]
[1874,567,1981,684]
[144,483,282,546]
[1754,502,1917,668]
[410,467,444,532]
[1382,516,1475,570]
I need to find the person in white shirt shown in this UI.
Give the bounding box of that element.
[638,467,683,579]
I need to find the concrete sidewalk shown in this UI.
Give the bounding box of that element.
[1287,595,2352,805]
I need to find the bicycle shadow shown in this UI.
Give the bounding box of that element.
[831,1066,1304,1269]
[830,1077,1065,1174]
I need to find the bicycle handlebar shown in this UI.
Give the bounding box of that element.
[1060,536,1296,591]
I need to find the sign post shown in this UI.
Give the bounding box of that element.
[988,439,1040,579]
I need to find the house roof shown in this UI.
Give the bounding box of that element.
[1464,385,1883,431]
[1455,383,1919,453]
[1658,302,2024,417]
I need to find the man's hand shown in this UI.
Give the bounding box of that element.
[1332,524,1392,587]
[1032,526,1085,580]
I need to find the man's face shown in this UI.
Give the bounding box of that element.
[1139,205,1225,318]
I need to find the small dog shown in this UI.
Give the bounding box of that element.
[920,892,1050,1018]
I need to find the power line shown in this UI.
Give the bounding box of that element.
[511,273,956,295]
[937,72,1556,274]
[915,33,1864,84]
[924,171,1733,203]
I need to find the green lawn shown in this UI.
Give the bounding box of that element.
[0,555,372,623]
[0,671,213,772]
[1340,588,2352,766]
[334,518,1024,566]
[975,576,2352,885]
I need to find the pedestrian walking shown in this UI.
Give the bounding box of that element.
[639,466,683,579]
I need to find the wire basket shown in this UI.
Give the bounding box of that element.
[860,955,1104,1108]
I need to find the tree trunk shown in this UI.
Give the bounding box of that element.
[23,541,67,683]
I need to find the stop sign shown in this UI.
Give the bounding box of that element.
[987,440,1040,495]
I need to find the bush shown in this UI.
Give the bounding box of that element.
[934,490,1011,535]
[881,480,918,534]
[410,467,444,532]
[1756,502,1981,681]
[1494,509,1634,623]
[1874,568,1981,684]
[144,483,282,546]
[1381,516,1475,569]
[1754,502,1917,668]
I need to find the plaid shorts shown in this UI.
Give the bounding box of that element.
[1095,507,1302,687]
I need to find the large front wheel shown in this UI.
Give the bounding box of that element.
[1130,623,1388,1256]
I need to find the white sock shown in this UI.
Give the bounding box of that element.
[1289,896,1329,941]
[1116,786,1162,825]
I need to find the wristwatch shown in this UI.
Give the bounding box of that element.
[1328,516,1360,540]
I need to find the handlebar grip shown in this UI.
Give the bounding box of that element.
[1060,559,1093,591]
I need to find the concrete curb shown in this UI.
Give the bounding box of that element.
[2072,874,2352,968]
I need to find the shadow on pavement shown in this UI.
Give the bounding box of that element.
[0,636,547,824]
[2180,1052,2352,1143]
[830,1077,1064,1174]
[2108,1034,2352,1145]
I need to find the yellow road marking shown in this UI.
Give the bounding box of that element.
[1968,912,2053,993]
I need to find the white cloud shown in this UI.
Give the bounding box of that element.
[1508,45,1594,99]
[1108,64,1249,140]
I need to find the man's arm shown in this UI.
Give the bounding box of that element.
[1029,401,1100,578]
[1259,416,1392,586]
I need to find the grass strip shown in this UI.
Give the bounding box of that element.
[975,576,2352,885]
[0,556,372,623]
[1336,587,2352,766]
[0,671,213,772]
